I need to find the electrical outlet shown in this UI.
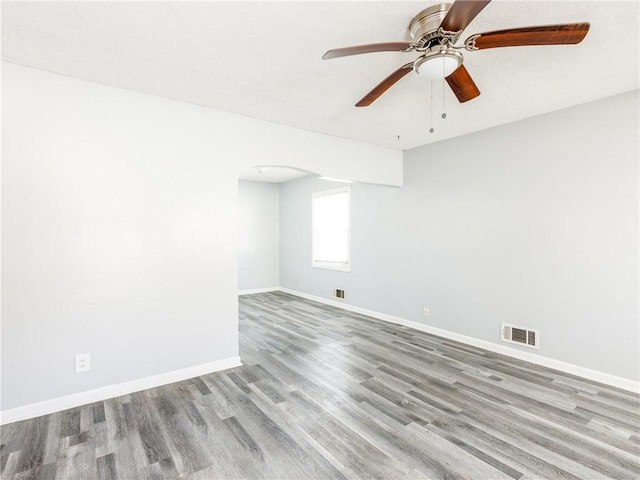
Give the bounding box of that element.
[75,353,90,373]
[423,306,429,317]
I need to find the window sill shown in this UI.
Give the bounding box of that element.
[312,262,351,272]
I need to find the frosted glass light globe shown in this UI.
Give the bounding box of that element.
[415,51,463,79]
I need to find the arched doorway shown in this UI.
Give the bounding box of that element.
[237,166,318,293]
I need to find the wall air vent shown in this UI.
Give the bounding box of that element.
[333,289,345,299]
[501,322,539,349]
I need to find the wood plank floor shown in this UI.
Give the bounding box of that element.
[2,291,639,479]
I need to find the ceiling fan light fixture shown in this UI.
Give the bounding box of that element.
[414,49,463,79]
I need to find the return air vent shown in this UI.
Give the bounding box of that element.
[501,323,539,349]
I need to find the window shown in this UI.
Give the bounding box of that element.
[312,186,351,272]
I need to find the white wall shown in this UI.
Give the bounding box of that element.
[1,63,401,412]
[280,90,640,383]
[238,181,279,292]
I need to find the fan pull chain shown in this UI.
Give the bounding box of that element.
[429,80,435,133]
[441,60,447,120]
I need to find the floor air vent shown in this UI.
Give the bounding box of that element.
[501,323,539,349]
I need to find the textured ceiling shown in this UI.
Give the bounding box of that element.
[2,1,639,151]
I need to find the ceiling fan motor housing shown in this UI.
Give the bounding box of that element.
[408,3,453,48]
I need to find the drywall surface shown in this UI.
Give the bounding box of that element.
[1,63,401,411]
[280,90,640,382]
[238,181,279,291]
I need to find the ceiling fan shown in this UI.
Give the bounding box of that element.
[322,0,590,106]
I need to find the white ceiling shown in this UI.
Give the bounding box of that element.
[2,1,638,151]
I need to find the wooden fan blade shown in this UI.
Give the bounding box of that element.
[468,23,590,49]
[445,64,480,103]
[356,63,414,107]
[322,42,414,60]
[440,0,491,32]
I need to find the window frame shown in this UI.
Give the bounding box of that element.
[311,186,351,272]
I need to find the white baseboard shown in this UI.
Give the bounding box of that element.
[279,287,640,394]
[238,287,280,296]
[0,356,242,425]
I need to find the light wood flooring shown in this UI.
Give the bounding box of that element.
[2,291,639,479]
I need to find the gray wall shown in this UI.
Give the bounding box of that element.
[238,181,279,291]
[1,63,400,412]
[280,90,640,382]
